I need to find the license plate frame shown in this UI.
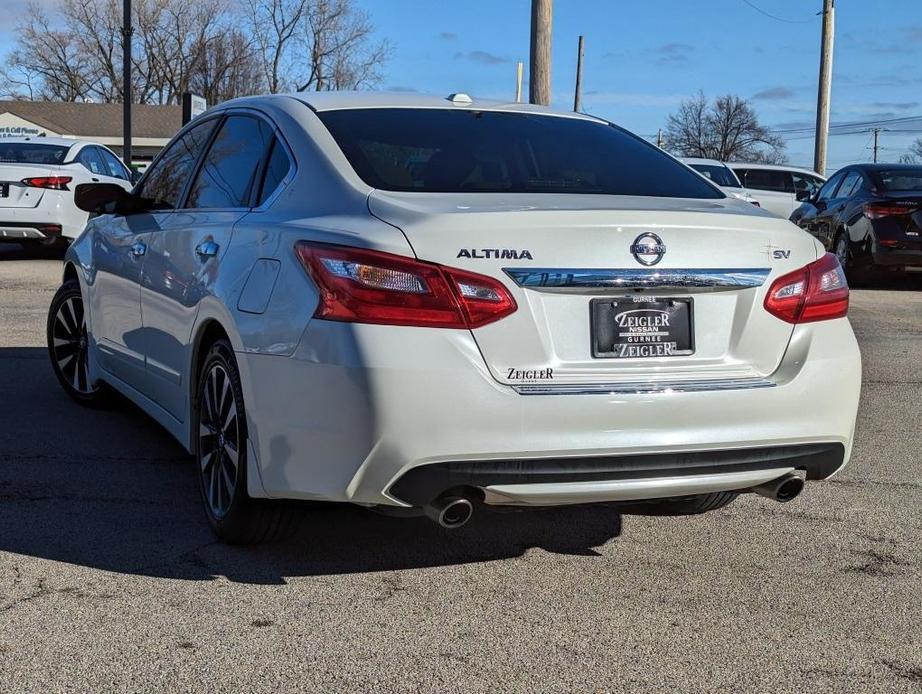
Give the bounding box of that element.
[590,297,695,359]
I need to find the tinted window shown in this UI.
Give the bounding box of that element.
[836,171,863,199]
[738,168,793,193]
[98,147,129,180]
[874,168,922,192]
[0,143,69,164]
[186,116,273,209]
[138,118,217,210]
[687,163,740,188]
[817,172,846,201]
[791,172,821,197]
[78,147,107,175]
[257,138,292,206]
[317,109,723,198]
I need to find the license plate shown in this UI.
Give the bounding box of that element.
[0,183,8,198]
[591,297,694,358]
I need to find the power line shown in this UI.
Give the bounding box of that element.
[740,0,817,24]
[770,113,922,135]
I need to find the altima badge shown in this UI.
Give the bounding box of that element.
[630,232,666,266]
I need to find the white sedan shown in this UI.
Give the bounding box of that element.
[680,157,762,206]
[49,92,862,543]
[0,137,134,247]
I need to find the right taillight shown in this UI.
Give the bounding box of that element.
[294,242,517,329]
[763,252,849,324]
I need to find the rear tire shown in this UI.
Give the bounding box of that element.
[194,339,301,544]
[47,280,109,406]
[617,492,738,516]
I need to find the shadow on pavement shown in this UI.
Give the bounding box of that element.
[0,347,622,584]
[0,243,66,261]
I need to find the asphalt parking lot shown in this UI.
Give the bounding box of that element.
[0,246,919,693]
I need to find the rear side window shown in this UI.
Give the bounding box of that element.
[317,108,723,198]
[738,168,793,193]
[78,147,107,175]
[817,172,845,201]
[138,118,217,210]
[98,147,129,180]
[186,115,274,209]
[256,138,292,206]
[0,143,69,164]
[688,163,740,188]
[836,171,863,199]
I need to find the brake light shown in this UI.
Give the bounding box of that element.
[763,253,849,324]
[864,202,916,219]
[294,242,517,328]
[20,176,72,190]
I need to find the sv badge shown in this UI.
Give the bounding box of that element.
[772,250,791,259]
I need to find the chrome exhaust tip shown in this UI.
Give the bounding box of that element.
[424,495,474,529]
[751,471,806,503]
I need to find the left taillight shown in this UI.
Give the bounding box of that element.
[294,242,517,329]
[21,176,72,190]
[763,252,849,324]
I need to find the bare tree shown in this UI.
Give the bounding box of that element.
[296,0,391,91]
[245,0,307,93]
[665,92,787,164]
[899,138,922,164]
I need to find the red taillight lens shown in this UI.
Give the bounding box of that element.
[294,242,517,329]
[864,203,916,219]
[20,176,72,190]
[764,253,849,324]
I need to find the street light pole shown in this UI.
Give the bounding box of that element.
[122,0,133,170]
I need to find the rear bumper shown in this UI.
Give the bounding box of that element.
[0,221,62,242]
[238,315,861,508]
[872,244,922,268]
[0,192,86,239]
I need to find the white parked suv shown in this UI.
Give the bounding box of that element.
[730,163,825,219]
[680,157,761,207]
[49,93,861,543]
[0,137,134,247]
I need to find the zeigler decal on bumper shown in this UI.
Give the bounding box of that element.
[506,367,554,380]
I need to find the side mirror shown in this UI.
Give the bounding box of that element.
[74,182,147,215]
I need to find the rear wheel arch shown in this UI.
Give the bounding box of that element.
[62,261,79,285]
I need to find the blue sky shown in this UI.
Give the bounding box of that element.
[2,0,921,173]
[355,0,922,173]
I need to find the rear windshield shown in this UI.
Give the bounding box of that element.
[688,163,741,188]
[874,169,922,192]
[0,142,70,164]
[317,108,724,198]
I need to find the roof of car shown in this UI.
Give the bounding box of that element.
[679,157,731,167]
[849,163,922,171]
[222,91,608,123]
[0,136,83,148]
[727,162,823,178]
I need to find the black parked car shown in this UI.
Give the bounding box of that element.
[790,164,922,280]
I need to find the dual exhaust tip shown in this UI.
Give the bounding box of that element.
[421,471,805,529]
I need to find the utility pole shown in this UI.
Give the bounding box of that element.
[573,35,585,112]
[121,0,133,170]
[529,0,552,105]
[871,127,881,163]
[515,61,524,103]
[813,0,835,175]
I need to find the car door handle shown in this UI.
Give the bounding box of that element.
[130,241,146,257]
[195,240,219,260]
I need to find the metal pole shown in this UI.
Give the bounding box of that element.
[872,128,880,163]
[573,35,585,112]
[813,0,834,175]
[122,0,133,170]
[515,62,524,103]
[529,0,552,105]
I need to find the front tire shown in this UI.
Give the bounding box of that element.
[47,280,107,405]
[194,339,300,544]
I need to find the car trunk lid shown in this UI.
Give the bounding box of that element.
[369,191,819,387]
[0,164,53,208]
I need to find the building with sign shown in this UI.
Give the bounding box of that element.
[0,100,182,168]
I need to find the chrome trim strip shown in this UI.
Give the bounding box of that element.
[503,268,771,290]
[512,377,776,395]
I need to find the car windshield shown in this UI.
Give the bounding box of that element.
[688,163,741,188]
[0,142,70,164]
[317,108,724,198]
[875,169,922,192]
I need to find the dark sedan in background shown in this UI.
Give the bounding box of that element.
[790,164,922,281]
